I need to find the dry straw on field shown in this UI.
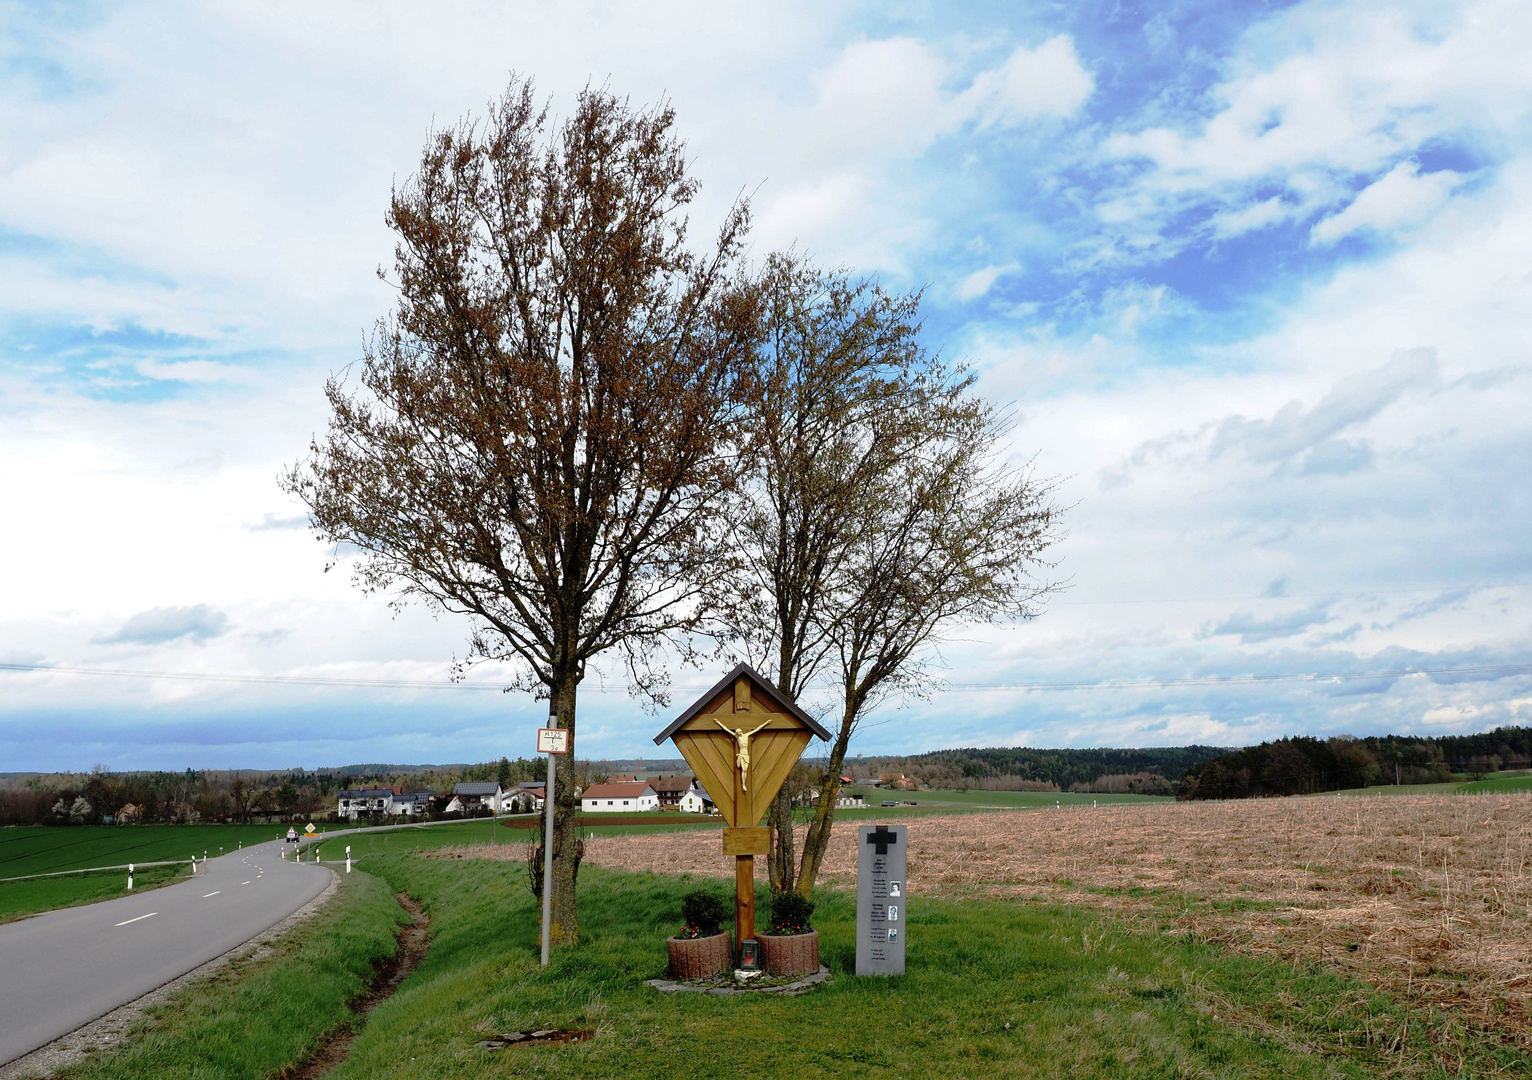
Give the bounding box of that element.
[580,795,1532,1049]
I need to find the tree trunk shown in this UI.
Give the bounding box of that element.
[547,673,580,946]
[794,700,856,898]
[766,788,796,894]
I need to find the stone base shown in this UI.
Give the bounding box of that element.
[666,931,731,979]
[645,965,831,998]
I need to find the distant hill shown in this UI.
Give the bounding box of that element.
[831,744,1231,792]
[1179,725,1532,799]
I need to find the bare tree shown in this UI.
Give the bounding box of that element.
[721,255,946,890]
[722,255,1061,896]
[284,78,754,945]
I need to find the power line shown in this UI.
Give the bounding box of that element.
[3,660,1531,694]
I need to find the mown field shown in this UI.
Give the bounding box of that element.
[0,862,190,924]
[0,823,293,878]
[58,850,1531,1080]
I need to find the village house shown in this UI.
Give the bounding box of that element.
[336,787,396,820]
[647,775,697,809]
[502,782,545,813]
[336,786,435,820]
[444,781,503,815]
[395,789,435,815]
[677,786,709,813]
[579,780,659,813]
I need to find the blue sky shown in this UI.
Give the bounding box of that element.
[2,0,1530,771]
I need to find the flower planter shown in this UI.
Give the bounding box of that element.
[757,930,819,977]
[667,931,732,979]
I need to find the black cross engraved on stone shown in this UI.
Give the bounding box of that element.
[866,825,899,855]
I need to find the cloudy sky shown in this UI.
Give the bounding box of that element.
[2,0,1530,771]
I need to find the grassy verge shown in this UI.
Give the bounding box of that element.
[0,862,190,923]
[330,854,1527,1079]
[55,870,407,1080]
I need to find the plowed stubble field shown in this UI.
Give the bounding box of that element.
[578,795,1532,1050]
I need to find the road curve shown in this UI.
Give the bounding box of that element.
[0,840,330,1066]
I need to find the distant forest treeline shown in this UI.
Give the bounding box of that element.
[0,757,546,827]
[834,745,1231,794]
[1177,725,1532,799]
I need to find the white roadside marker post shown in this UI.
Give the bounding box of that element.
[190,857,196,875]
[346,846,352,874]
[127,863,134,891]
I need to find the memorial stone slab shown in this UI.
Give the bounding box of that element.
[856,823,907,976]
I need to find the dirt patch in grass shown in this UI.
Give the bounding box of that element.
[283,892,430,1079]
[444,795,1532,1053]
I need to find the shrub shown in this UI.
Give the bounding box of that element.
[767,890,815,936]
[678,890,729,938]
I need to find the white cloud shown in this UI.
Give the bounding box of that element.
[955,262,1019,300]
[1095,0,1532,256]
[97,604,229,645]
[1210,348,1440,464]
[958,36,1094,129]
[1310,162,1463,245]
[136,359,251,384]
[1209,196,1289,238]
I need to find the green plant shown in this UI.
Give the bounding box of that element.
[767,889,815,935]
[678,890,728,938]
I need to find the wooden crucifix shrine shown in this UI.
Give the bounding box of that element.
[653,662,830,966]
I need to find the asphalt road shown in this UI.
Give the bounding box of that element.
[0,839,330,1066]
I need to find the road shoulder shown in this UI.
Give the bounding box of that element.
[0,867,339,1080]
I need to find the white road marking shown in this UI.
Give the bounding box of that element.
[242,880,251,885]
[202,891,221,897]
[115,912,157,926]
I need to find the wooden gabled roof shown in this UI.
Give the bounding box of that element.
[652,661,831,745]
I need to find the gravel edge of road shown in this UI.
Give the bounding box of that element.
[0,867,341,1080]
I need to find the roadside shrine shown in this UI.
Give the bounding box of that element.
[653,662,830,968]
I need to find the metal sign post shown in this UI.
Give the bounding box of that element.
[536,725,569,967]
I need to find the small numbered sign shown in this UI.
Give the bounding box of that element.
[537,727,570,754]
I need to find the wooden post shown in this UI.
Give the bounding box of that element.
[736,854,755,946]
[734,676,754,958]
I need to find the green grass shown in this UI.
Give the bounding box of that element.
[57,869,408,1080]
[63,849,1530,1079]
[1455,772,1532,795]
[1310,780,1471,797]
[0,824,300,878]
[0,862,191,923]
[321,855,1521,1080]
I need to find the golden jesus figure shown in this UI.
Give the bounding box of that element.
[715,717,771,790]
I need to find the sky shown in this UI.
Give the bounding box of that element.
[2,0,1530,771]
